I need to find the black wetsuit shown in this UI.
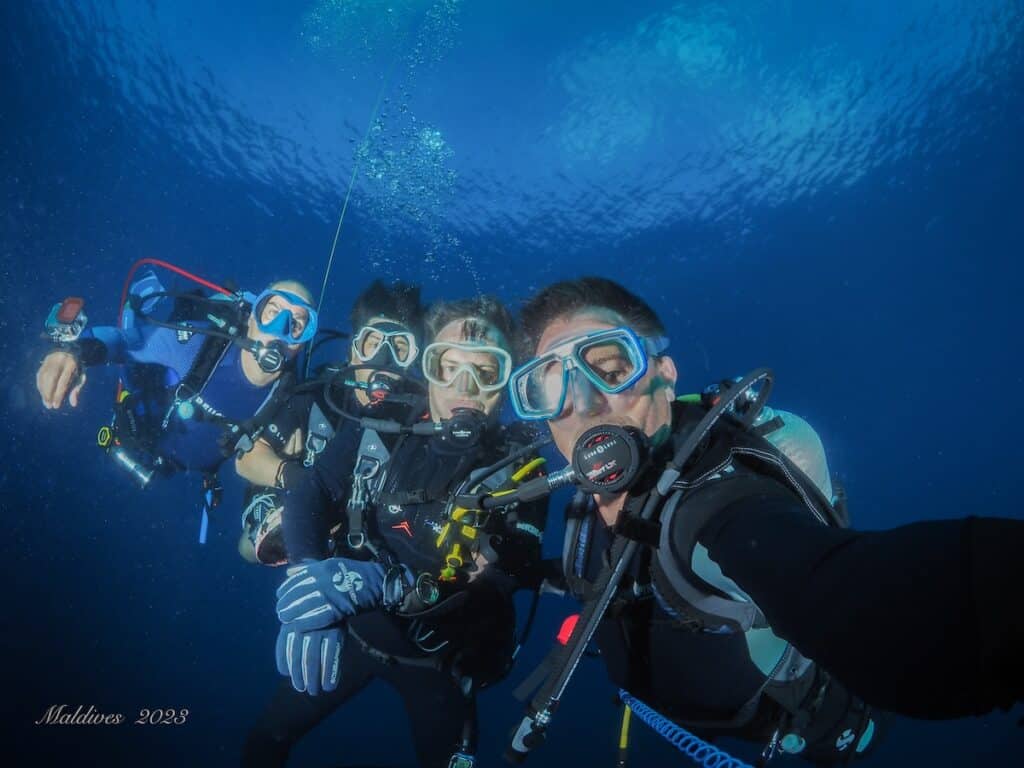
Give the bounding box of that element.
[255,386,321,460]
[274,384,418,556]
[567,401,1023,760]
[702,497,1024,719]
[242,422,547,768]
[577,507,879,764]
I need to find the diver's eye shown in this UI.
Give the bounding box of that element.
[593,360,631,386]
[477,366,499,385]
[441,362,461,381]
[360,331,384,356]
[583,342,636,388]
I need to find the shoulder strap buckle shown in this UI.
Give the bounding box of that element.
[304,432,328,468]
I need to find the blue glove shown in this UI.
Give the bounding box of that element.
[276,558,390,632]
[275,622,343,696]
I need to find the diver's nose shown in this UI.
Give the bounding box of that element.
[454,369,478,395]
[565,368,606,418]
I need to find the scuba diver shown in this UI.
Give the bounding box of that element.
[35,262,316,523]
[235,279,427,565]
[493,277,1023,765]
[242,296,549,768]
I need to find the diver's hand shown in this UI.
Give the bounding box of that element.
[283,427,304,457]
[36,350,86,409]
[276,558,388,632]
[275,622,343,695]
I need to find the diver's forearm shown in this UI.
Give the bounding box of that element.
[235,439,287,487]
[280,434,358,562]
[702,499,1024,718]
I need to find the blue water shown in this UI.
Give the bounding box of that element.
[3,1,1023,765]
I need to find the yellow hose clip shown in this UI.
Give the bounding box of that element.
[511,457,546,483]
[445,543,463,569]
[96,425,113,448]
[435,521,452,549]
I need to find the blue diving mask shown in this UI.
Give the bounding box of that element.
[253,289,318,345]
[509,327,669,420]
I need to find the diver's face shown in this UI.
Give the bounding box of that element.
[352,315,409,386]
[428,320,507,420]
[535,311,677,463]
[246,295,306,354]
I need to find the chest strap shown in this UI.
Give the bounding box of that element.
[303,401,334,468]
[221,372,295,457]
[161,331,234,430]
[346,428,391,549]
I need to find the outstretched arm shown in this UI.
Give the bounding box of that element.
[36,324,195,409]
[699,491,1024,719]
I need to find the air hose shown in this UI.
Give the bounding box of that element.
[618,691,753,768]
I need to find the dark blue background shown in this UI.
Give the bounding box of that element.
[2,1,1022,765]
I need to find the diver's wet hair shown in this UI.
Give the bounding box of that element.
[517,277,666,357]
[350,280,425,339]
[425,295,516,355]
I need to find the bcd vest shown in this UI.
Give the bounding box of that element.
[562,403,849,720]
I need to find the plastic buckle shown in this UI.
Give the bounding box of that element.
[355,456,381,481]
[350,476,367,508]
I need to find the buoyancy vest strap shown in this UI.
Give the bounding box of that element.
[301,400,334,467]
[159,332,234,433]
[222,372,296,455]
[653,477,791,633]
[346,624,443,671]
[752,414,785,438]
[648,426,848,634]
[561,492,593,600]
[346,428,390,549]
[177,332,232,401]
[513,650,556,703]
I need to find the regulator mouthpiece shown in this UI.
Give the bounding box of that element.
[252,341,286,373]
[570,423,649,495]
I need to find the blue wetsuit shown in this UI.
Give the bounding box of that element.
[82,323,278,474]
